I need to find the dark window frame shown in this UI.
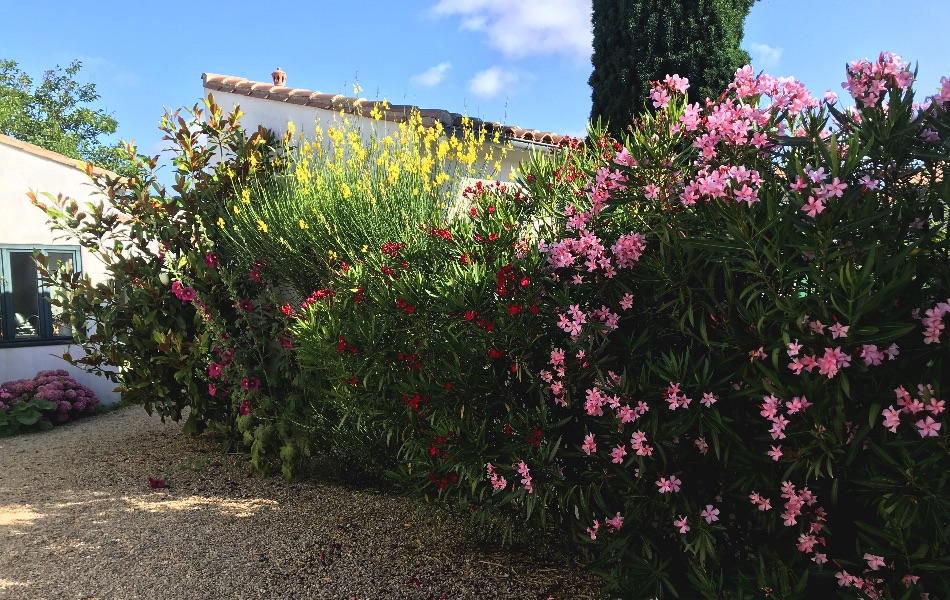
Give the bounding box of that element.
[0,244,82,348]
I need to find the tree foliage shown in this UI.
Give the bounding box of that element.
[589,0,757,138]
[0,59,134,175]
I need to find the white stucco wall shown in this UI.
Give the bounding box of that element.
[0,138,121,403]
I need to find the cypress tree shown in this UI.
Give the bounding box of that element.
[589,0,757,138]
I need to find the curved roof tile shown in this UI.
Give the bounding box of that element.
[201,72,570,147]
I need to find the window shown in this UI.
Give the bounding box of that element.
[0,245,81,346]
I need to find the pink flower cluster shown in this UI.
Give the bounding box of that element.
[485,462,507,492]
[881,384,944,437]
[788,321,899,378]
[842,52,915,108]
[921,298,949,344]
[731,65,819,116]
[788,164,848,218]
[931,75,950,108]
[649,74,690,109]
[543,227,645,284]
[540,348,570,406]
[663,382,692,410]
[515,460,534,493]
[587,511,624,540]
[656,474,682,494]
[680,165,763,206]
[759,393,812,442]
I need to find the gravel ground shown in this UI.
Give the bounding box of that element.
[0,406,600,600]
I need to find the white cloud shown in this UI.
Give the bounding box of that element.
[468,66,519,98]
[431,0,592,60]
[411,62,452,87]
[748,43,782,68]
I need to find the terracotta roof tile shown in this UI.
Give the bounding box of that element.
[201,72,571,147]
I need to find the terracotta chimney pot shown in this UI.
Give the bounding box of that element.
[271,67,286,86]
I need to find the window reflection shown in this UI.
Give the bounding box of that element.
[10,252,41,340]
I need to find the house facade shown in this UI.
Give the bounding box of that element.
[0,134,120,403]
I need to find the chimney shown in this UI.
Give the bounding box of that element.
[271,67,286,86]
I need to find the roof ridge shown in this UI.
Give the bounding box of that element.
[201,72,573,147]
[0,134,117,178]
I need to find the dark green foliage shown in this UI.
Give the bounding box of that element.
[0,59,135,176]
[589,0,756,137]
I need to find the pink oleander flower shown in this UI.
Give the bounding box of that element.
[882,406,901,433]
[486,463,507,492]
[843,52,914,107]
[582,433,597,455]
[611,232,647,269]
[787,340,802,357]
[587,519,602,540]
[619,293,634,310]
[656,475,682,494]
[916,416,941,437]
[700,393,718,407]
[673,515,689,534]
[610,444,627,464]
[797,533,818,553]
[515,460,534,493]
[828,322,849,339]
[749,492,772,511]
[768,445,783,461]
[802,196,825,218]
[785,395,811,415]
[864,553,886,571]
[694,437,709,455]
[701,505,720,524]
[605,512,624,531]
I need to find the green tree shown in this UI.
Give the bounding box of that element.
[0,59,134,175]
[589,0,757,138]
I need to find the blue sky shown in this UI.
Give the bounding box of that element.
[4,0,950,164]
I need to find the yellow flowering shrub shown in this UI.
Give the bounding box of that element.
[222,104,510,293]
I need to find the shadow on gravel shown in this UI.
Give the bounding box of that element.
[0,408,601,600]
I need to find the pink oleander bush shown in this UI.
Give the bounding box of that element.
[32,53,950,598]
[0,369,98,434]
[296,54,949,598]
[509,55,949,598]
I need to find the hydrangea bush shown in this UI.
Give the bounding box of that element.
[0,369,98,434]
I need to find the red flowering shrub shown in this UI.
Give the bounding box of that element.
[291,179,567,508]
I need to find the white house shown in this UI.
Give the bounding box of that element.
[200,68,570,182]
[0,134,121,403]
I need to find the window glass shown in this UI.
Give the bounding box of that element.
[46,251,74,337]
[10,251,41,340]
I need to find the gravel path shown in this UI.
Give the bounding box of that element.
[0,407,599,600]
